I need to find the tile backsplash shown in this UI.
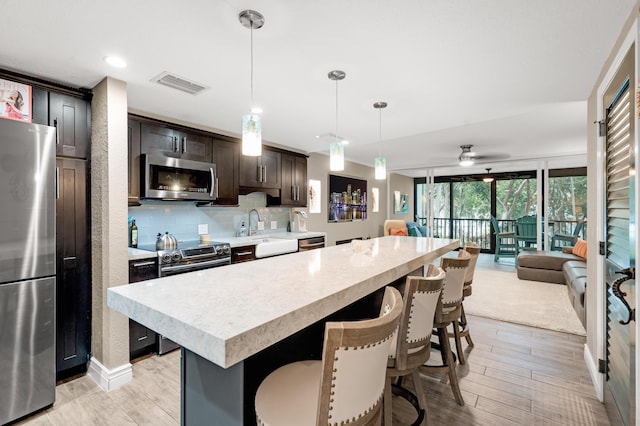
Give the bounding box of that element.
[128,193,293,245]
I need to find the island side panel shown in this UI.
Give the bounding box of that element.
[182,348,244,426]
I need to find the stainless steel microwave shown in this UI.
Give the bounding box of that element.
[141,154,217,201]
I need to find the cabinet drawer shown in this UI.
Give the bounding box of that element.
[231,246,257,263]
[298,237,325,251]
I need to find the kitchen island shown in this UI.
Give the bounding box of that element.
[108,236,459,425]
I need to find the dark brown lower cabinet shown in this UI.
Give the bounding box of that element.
[56,158,90,380]
[129,259,159,359]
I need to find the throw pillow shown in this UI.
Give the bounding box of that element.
[390,228,408,236]
[406,222,422,237]
[572,239,587,259]
[418,225,428,237]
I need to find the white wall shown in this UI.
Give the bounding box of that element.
[306,152,414,245]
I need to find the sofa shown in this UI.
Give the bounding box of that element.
[516,240,587,327]
[383,220,427,237]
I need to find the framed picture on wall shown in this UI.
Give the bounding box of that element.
[0,79,32,122]
[394,191,409,214]
[328,174,367,222]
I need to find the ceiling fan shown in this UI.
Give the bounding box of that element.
[458,144,510,166]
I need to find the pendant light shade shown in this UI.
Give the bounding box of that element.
[374,157,386,180]
[242,114,262,156]
[328,70,346,171]
[373,101,387,180]
[330,142,344,171]
[239,10,264,157]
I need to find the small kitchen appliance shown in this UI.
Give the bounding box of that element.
[290,209,308,232]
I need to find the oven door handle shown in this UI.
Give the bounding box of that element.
[160,257,231,273]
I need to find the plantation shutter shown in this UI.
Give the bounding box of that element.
[605,79,631,267]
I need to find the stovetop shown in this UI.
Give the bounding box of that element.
[137,240,228,252]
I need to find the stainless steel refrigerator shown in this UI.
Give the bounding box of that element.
[0,118,56,424]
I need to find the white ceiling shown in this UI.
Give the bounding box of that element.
[1,0,635,177]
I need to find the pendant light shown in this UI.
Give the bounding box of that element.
[328,70,345,171]
[239,10,264,156]
[373,101,387,180]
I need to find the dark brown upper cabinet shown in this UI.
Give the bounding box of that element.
[49,92,90,159]
[239,148,281,190]
[141,122,212,163]
[212,138,239,205]
[280,153,307,206]
[128,118,142,205]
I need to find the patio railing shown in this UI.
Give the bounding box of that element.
[415,217,583,251]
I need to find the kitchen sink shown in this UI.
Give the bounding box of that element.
[253,237,298,258]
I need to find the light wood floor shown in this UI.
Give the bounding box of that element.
[17,254,609,425]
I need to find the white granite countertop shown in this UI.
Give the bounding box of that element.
[109,236,458,368]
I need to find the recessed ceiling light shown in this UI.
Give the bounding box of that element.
[104,56,127,68]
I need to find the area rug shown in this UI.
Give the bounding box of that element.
[464,268,586,336]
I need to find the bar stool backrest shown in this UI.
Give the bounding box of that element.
[317,286,403,425]
[437,251,470,323]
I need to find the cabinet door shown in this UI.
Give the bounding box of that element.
[281,154,295,205]
[239,149,281,189]
[56,158,90,378]
[141,123,212,162]
[31,87,49,126]
[239,155,261,187]
[294,155,308,205]
[50,93,89,159]
[129,259,159,359]
[128,119,141,205]
[260,150,281,189]
[141,123,180,156]
[212,139,239,205]
[179,131,213,162]
[281,154,307,206]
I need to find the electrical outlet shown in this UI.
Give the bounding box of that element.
[257,221,265,231]
[270,221,277,229]
[198,224,208,235]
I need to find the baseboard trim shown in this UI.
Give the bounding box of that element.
[87,356,132,392]
[584,343,604,402]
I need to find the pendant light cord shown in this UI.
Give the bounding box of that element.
[250,22,254,109]
[378,107,382,157]
[335,79,339,145]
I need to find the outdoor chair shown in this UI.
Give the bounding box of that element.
[490,216,516,262]
[551,219,585,251]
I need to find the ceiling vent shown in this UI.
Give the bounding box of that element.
[151,72,209,95]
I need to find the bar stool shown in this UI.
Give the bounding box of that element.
[384,264,445,426]
[452,242,480,364]
[420,250,470,406]
[254,286,403,426]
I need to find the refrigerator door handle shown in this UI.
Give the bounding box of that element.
[54,117,60,145]
[56,167,60,199]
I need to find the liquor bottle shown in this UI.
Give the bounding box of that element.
[131,220,138,248]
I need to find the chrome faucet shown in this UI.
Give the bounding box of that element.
[248,209,262,236]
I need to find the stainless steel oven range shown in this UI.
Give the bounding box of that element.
[139,240,232,354]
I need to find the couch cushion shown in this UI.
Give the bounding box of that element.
[563,261,587,284]
[517,266,566,284]
[406,221,422,237]
[517,250,582,271]
[571,276,587,305]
